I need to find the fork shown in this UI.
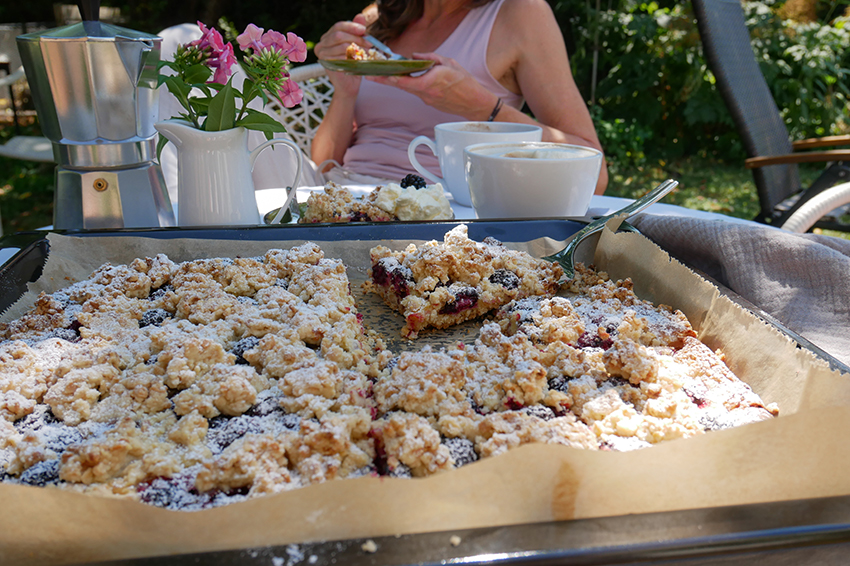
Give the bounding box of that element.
[542,179,679,279]
[364,35,404,60]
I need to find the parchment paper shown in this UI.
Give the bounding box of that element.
[1,227,848,566]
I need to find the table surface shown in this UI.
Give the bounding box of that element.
[255,185,764,227]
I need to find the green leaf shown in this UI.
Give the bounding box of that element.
[157,60,178,74]
[189,97,210,114]
[155,133,170,162]
[156,62,180,87]
[183,64,212,85]
[235,109,287,133]
[205,79,237,131]
[164,76,192,111]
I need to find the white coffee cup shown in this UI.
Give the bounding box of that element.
[464,141,603,219]
[408,121,542,207]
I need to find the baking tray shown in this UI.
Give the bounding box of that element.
[87,494,850,565]
[2,220,849,565]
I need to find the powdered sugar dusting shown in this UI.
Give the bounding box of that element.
[0,237,777,510]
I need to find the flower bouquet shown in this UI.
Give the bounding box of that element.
[156,21,307,156]
[154,22,307,226]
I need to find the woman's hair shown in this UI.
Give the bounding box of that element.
[368,0,497,41]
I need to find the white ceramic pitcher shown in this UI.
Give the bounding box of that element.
[155,119,302,226]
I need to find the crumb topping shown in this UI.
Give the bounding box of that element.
[299,181,452,224]
[0,233,777,510]
[345,43,388,61]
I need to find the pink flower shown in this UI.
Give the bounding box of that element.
[285,32,308,63]
[195,21,226,52]
[255,30,307,63]
[192,21,236,84]
[237,24,265,53]
[278,79,302,108]
[162,22,308,130]
[261,30,287,53]
[208,42,236,84]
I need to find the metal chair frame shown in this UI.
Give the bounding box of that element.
[691,0,850,232]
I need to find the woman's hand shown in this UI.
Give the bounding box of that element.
[314,13,371,59]
[367,53,499,121]
[314,14,371,97]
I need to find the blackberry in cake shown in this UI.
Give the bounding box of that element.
[365,224,564,338]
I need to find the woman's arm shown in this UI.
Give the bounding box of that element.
[494,0,608,193]
[311,13,373,169]
[310,89,358,170]
[368,0,608,193]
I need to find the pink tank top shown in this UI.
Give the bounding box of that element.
[342,0,522,182]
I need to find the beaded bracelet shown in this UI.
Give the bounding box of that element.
[487,97,504,121]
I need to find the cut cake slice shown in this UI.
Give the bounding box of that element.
[366,224,564,338]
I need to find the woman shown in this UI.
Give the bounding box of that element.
[312,0,608,194]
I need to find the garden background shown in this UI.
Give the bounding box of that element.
[0,0,848,234]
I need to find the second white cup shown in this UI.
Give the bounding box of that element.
[408,121,542,207]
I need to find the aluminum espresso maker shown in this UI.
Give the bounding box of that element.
[17,0,175,229]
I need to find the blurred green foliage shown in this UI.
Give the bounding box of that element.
[0,122,54,234]
[553,0,850,171]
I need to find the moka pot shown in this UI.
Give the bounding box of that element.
[16,0,174,229]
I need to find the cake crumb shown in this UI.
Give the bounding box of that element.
[361,539,378,553]
[450,535,462,547]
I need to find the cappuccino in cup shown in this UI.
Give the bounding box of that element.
[464,141,603,219]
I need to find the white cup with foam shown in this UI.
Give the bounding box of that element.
[464,141,603,219]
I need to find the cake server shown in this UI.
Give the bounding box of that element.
[543,178,678,279]
[263,186,299,224]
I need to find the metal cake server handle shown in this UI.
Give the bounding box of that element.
[542,179,679,279]
[264,186,299,225]
[364,35,404,60]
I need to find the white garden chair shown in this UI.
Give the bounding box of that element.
[0,65,53,163]
[271,63,333,156]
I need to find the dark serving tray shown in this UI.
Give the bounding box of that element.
[2,220,850,566]
[0,219,588,316]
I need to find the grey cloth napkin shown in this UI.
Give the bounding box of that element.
[632,214,850,368]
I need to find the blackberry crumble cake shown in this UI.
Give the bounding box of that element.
[0,234,778,510]
[493,264,778,450]
[299,179,452,224]
[365,224,563,338]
